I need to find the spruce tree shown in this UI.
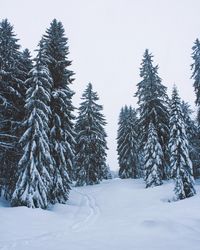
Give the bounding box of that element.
[19,49,33,88]
[43,19,75,203]
[101,164,112,180]
[169,87,196,200]
[135,49,169,179]
[11,43,54,209]
[117,106,139,179]
[75,83,107,186]
[144,122,163,188]
[191,39,200,124]
[0,19,29,197]
[181,101,200,178]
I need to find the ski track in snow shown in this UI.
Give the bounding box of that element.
[0,189,100,250]
[71,190,100,232]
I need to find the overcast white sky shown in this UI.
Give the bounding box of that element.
[1,0,200,170]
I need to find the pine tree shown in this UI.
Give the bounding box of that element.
[75,83,107,186]
[191,39,200,124]
[43,19,75,203]
[11,43,54,209]
[101,164,112,180]
[18,49,33,87]
[169,87,196,200]
[144,122,163,188]
[135,49,169,179]
[0,19,29,198]
[117,106,139,179]
[181,101,200,178]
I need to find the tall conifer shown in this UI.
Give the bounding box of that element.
[75,83,107,186]
[0,19,30,197]
[11,42,53,208]
[169,87,196,200]
[135,49,169,179]
[191,39,200,124]
[117,106,139,178]
[43,19,75,203]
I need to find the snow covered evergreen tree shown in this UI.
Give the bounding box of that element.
[75,83,107,186]
[101,164,112,180]
[11,42,54,209]
[144,122,163,188]
[191,39,200,124]
[135,49,169,179]
[43,19,75,203]
[181,101,200,178]
[117,106,139,179]
[18,49,33,88]
[169,87,196,200]
[0,19,30,198]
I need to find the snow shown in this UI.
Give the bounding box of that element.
[1,178,200,250]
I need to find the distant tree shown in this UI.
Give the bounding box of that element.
[181,101,200,178]
[11,43,54,208]
[43,19,75,203]
[144,122,163,188]
[75,83,107,186]
[101,164,112,180]
[117,106,139,179]
[191,39,200,124]
[135,49,169,179]
[169,87,196,200]
[19,49,33,88]
[0,19,30,198]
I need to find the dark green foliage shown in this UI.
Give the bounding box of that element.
[11,44,53,208]
[19,49,33,88]
[75,83,107,186]
[144,122,163,188]
[135,49,169,179]
[169,87,196,200]
[101,164,112,180]
[43,19,75,203]
[117,106,139,179]
[181,101,200,179]
[191,39,200,124]
[0,19,32,198]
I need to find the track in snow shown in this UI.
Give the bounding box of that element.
[0,190,100,250]
[71,190,100,232]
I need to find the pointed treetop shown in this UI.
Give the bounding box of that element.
[192,38,200,51]
[0,18,20,59]
[0,18,19,42]
[82,82,100,102]
[22,48,31,58]
[138,49,161,84]
[34,38,49,67]
[45,19,66,41]
[171,85,181,102]
[144,49,151,58]
[142,49,153,64]
[1,18,13,30]
[87,82,93,90]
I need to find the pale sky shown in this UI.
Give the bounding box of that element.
[1,0,200,170]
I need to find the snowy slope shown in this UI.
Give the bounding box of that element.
[1,178,200,250]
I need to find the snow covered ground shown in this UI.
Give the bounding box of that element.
[1,178,200,250]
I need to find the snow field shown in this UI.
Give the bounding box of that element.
[1,178,200,250]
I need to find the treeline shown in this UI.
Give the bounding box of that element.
[117,49,200,200]
[0,19,109,209]
[0,18,199,209]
